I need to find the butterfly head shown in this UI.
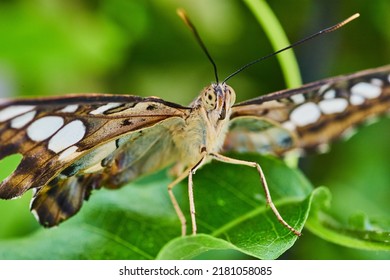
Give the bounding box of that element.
[197,83,236,121]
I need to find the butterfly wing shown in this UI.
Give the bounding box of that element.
[0,94,190,226]
[225,65,390,154]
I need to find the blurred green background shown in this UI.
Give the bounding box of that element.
[0,0,389,259]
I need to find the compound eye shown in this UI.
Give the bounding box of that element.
[202,88,217,109]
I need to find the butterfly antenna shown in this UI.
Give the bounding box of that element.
[177,8,219,84]
[223,13,360,83]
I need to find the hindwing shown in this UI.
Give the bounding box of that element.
[224,65,390,154]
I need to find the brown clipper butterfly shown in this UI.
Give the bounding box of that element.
[0,10,389,236]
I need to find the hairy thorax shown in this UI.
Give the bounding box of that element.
[170,105,231,170]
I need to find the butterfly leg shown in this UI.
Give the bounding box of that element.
[168,169,190,236]
[187,154,208,235]
[168,153,207,236]
[209,152,301,236]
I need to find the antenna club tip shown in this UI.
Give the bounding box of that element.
[176,8,185,16]
[334,12,360,30]
[176,8,189,23]
[351,13,360,20]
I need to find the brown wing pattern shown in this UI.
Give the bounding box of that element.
[1,65,389,227]
[225,65,390,154]
[0,94,189,226]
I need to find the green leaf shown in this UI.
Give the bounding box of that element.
[157,190,321,260]
[0,154,314,259]
[0,154,22,182]
[305,187,390,251]
[156,234,239,260]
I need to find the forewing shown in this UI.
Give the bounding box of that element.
[0,94,189,199]
[225,65,390,154]
[30,116,183,227]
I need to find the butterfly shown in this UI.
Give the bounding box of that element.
[0,10,389,236]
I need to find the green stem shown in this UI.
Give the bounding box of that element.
[243,0,302,88]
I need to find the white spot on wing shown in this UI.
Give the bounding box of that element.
[316,143,330,154]
[371,78,383,87]
[341,127,357,141]
[0,105,35,122]
[90,103,121,115]
[351,82,381,99]
[10,110,36,128]
[60,105,79,113]
[323,89,336,100]
[30,209,40,223]
[48,120,86,153]
[58,145,79,161]
[364,115,379,126]
[27,116,64,141]
[282,121,296,131]
[350,94,365,106]
[290,102,321,127]
[290,94,305,104]
[319,98,348,114]
[319,84,330,95]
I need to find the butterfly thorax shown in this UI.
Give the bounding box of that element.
[170,83,236,170]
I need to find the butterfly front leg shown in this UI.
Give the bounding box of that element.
[168,149,208,236]
[209,152,301,236]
